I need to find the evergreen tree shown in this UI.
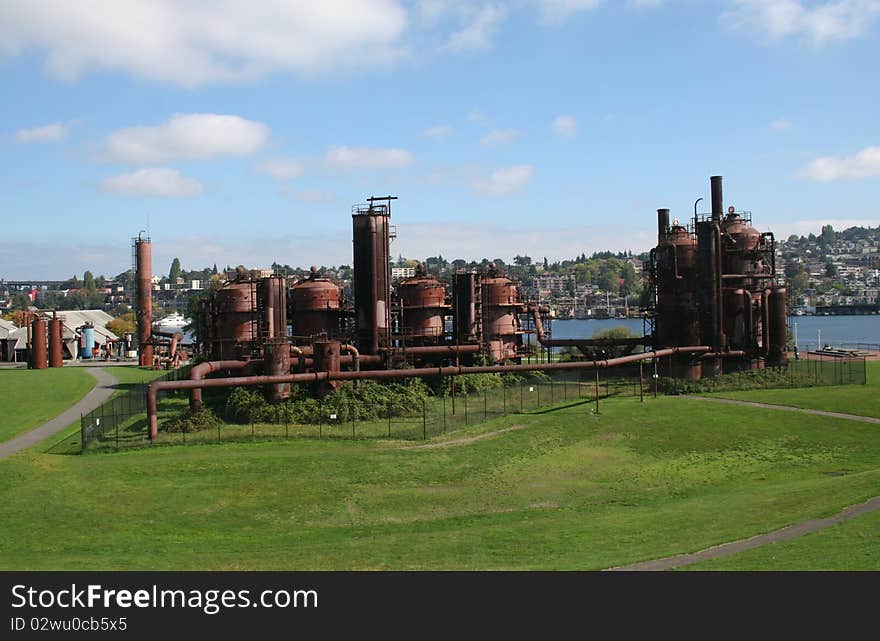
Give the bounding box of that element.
[169,257,182,283]
[83,271,96,290]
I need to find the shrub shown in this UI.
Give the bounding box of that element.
[161,407,222,433]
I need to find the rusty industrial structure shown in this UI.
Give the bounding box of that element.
[648,176,787,378]
[142,177,790,439]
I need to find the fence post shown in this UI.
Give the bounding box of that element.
[388,407,392,438]
[520,383,524,412]
[483,390,487,421]
[422,398,427,440]
[594,368,600,415]
[285,416,289,440]
[503,385,507,415]
[464,392,468,425]
[351,402,356,438]
[80,412,85,451]
[217,420,221,443]
[251,419,255,441]
[639,360,644,402]
[442,394,447,434]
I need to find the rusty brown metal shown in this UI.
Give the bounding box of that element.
[710,175,724,222]
[48,313,63,367]
[767,286,788,367]
[290,267,341,341]
[313,339,343,396]
[397,263,449,343]
[213,281,257,359]
[135,236,154,366]
[147,346,717,440]
[258,275,288,341]
[264,338,291,402]
[189,360,255,410]
[452,270,480,345]
[352,198,393,354]
[481,263,521,363]
[30,317,48,369]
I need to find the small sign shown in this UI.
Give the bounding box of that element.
[529,386,534,392]
[330,413,337,420]
[96,418,101,426]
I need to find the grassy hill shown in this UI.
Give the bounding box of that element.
[0,368,95,443]
[1,386,878,570]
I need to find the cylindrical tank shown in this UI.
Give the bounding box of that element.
[711,175,724,222]
[135,237,154,366]
[290,270,341,342]
[263,337,291,403]
[481,265,521,363]
[397,266,448,343]
[452,271,480,344]
[722,213,762,280]
[313,339,343,396]
[654,224,701,379]
[81,325,95,360]
[258,276,288,341]
[214,281,256,359]
[352,202,391,354]
[48,316,63,367]
[767,286,788,367]
[30,317,48,369]
[657,208,670,242]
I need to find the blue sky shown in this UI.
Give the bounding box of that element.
[1,0,879,280]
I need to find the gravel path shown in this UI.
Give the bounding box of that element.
[683,395,880,424]
[0,368,118,460]
[401,425,528,450]
[605,496,880,571]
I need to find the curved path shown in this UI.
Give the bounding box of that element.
[683,395,880,424]
[0,368,118,460]
[606,496,880,571]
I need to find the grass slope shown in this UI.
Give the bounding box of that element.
[687,508,880,571]
[0,368,95,443]
[1,393,878,570]
[709,362,880,418]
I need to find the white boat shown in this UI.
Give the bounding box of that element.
[153,313,189,332]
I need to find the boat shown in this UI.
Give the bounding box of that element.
[153,313,189,333]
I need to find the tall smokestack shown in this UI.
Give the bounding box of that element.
[657,208,670,242]
[135,236,154,366]
[710,175,723,222]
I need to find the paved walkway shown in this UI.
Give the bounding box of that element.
[0,368,118,460]
[606,496,880,571]
[683,395,880,424]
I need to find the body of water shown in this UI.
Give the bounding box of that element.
[544,315,880,350]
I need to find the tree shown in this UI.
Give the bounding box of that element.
[83,271,96,290]
[825,262,838,277]
[212,264,218,275]
[513,255,532,267]
[169,257,182,283]
[820,224,837,244]
[106,312,137,337]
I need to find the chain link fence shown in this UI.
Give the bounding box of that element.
[49,355,866,455]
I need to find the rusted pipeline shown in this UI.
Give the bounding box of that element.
[189,360,258,410]
[528,305,649,348]
[384,345,482,356]
[148,346,712,440]
[341,344,361,373]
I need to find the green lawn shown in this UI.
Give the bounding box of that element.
[102,365,169,388]
[0,368,95,443]
[1,391,878,570]
[708,361,880,418]
[687,508,880,571]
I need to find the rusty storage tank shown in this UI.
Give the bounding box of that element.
[397,264,449,343]
[134,235,154,366]
[48,314,63,367]
[481,263,521,363]
[352,197,393,354]
[766,286,788,367]
[213,281,257,359]
[263,337,291,402]
[653,213,701,379]
[30,316,48,369]
[452,271,480,344]
[290,267,341,342]
[722,212,762,279]
[257,275,288,341]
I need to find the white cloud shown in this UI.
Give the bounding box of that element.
[723,0,880,45]
[802,146,880,181]
[472,164,534,196]
[443,4,508,52]
[480,129,520,146]
[324,146,413,169]
[103,114,268,164]
[256,158,304,181]
[552,114,577,137]
[14,122,69,143]
[295,191,335,203]
[0,0,408,87]
[770,118,792,130]
[538,0,603,25]
[467,108,489,125]
[101,168,203,197]
[424,124,454,139]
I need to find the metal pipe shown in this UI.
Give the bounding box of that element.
[657,208,670,242]
[340,344,361,373]
[189,360,253,410]
[148,346,714,440]
[48,312,63,368]
[135,235,154,366]
[382,344,482,356]
[710,175,723,222]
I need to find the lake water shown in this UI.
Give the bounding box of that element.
[544,315,880,350]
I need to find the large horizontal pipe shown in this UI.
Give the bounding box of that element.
[721,274,775,280]
[384,345,482,356]
[149,346,713,440]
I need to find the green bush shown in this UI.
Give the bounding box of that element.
[161,407,222,433]
[660,366,812,395]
